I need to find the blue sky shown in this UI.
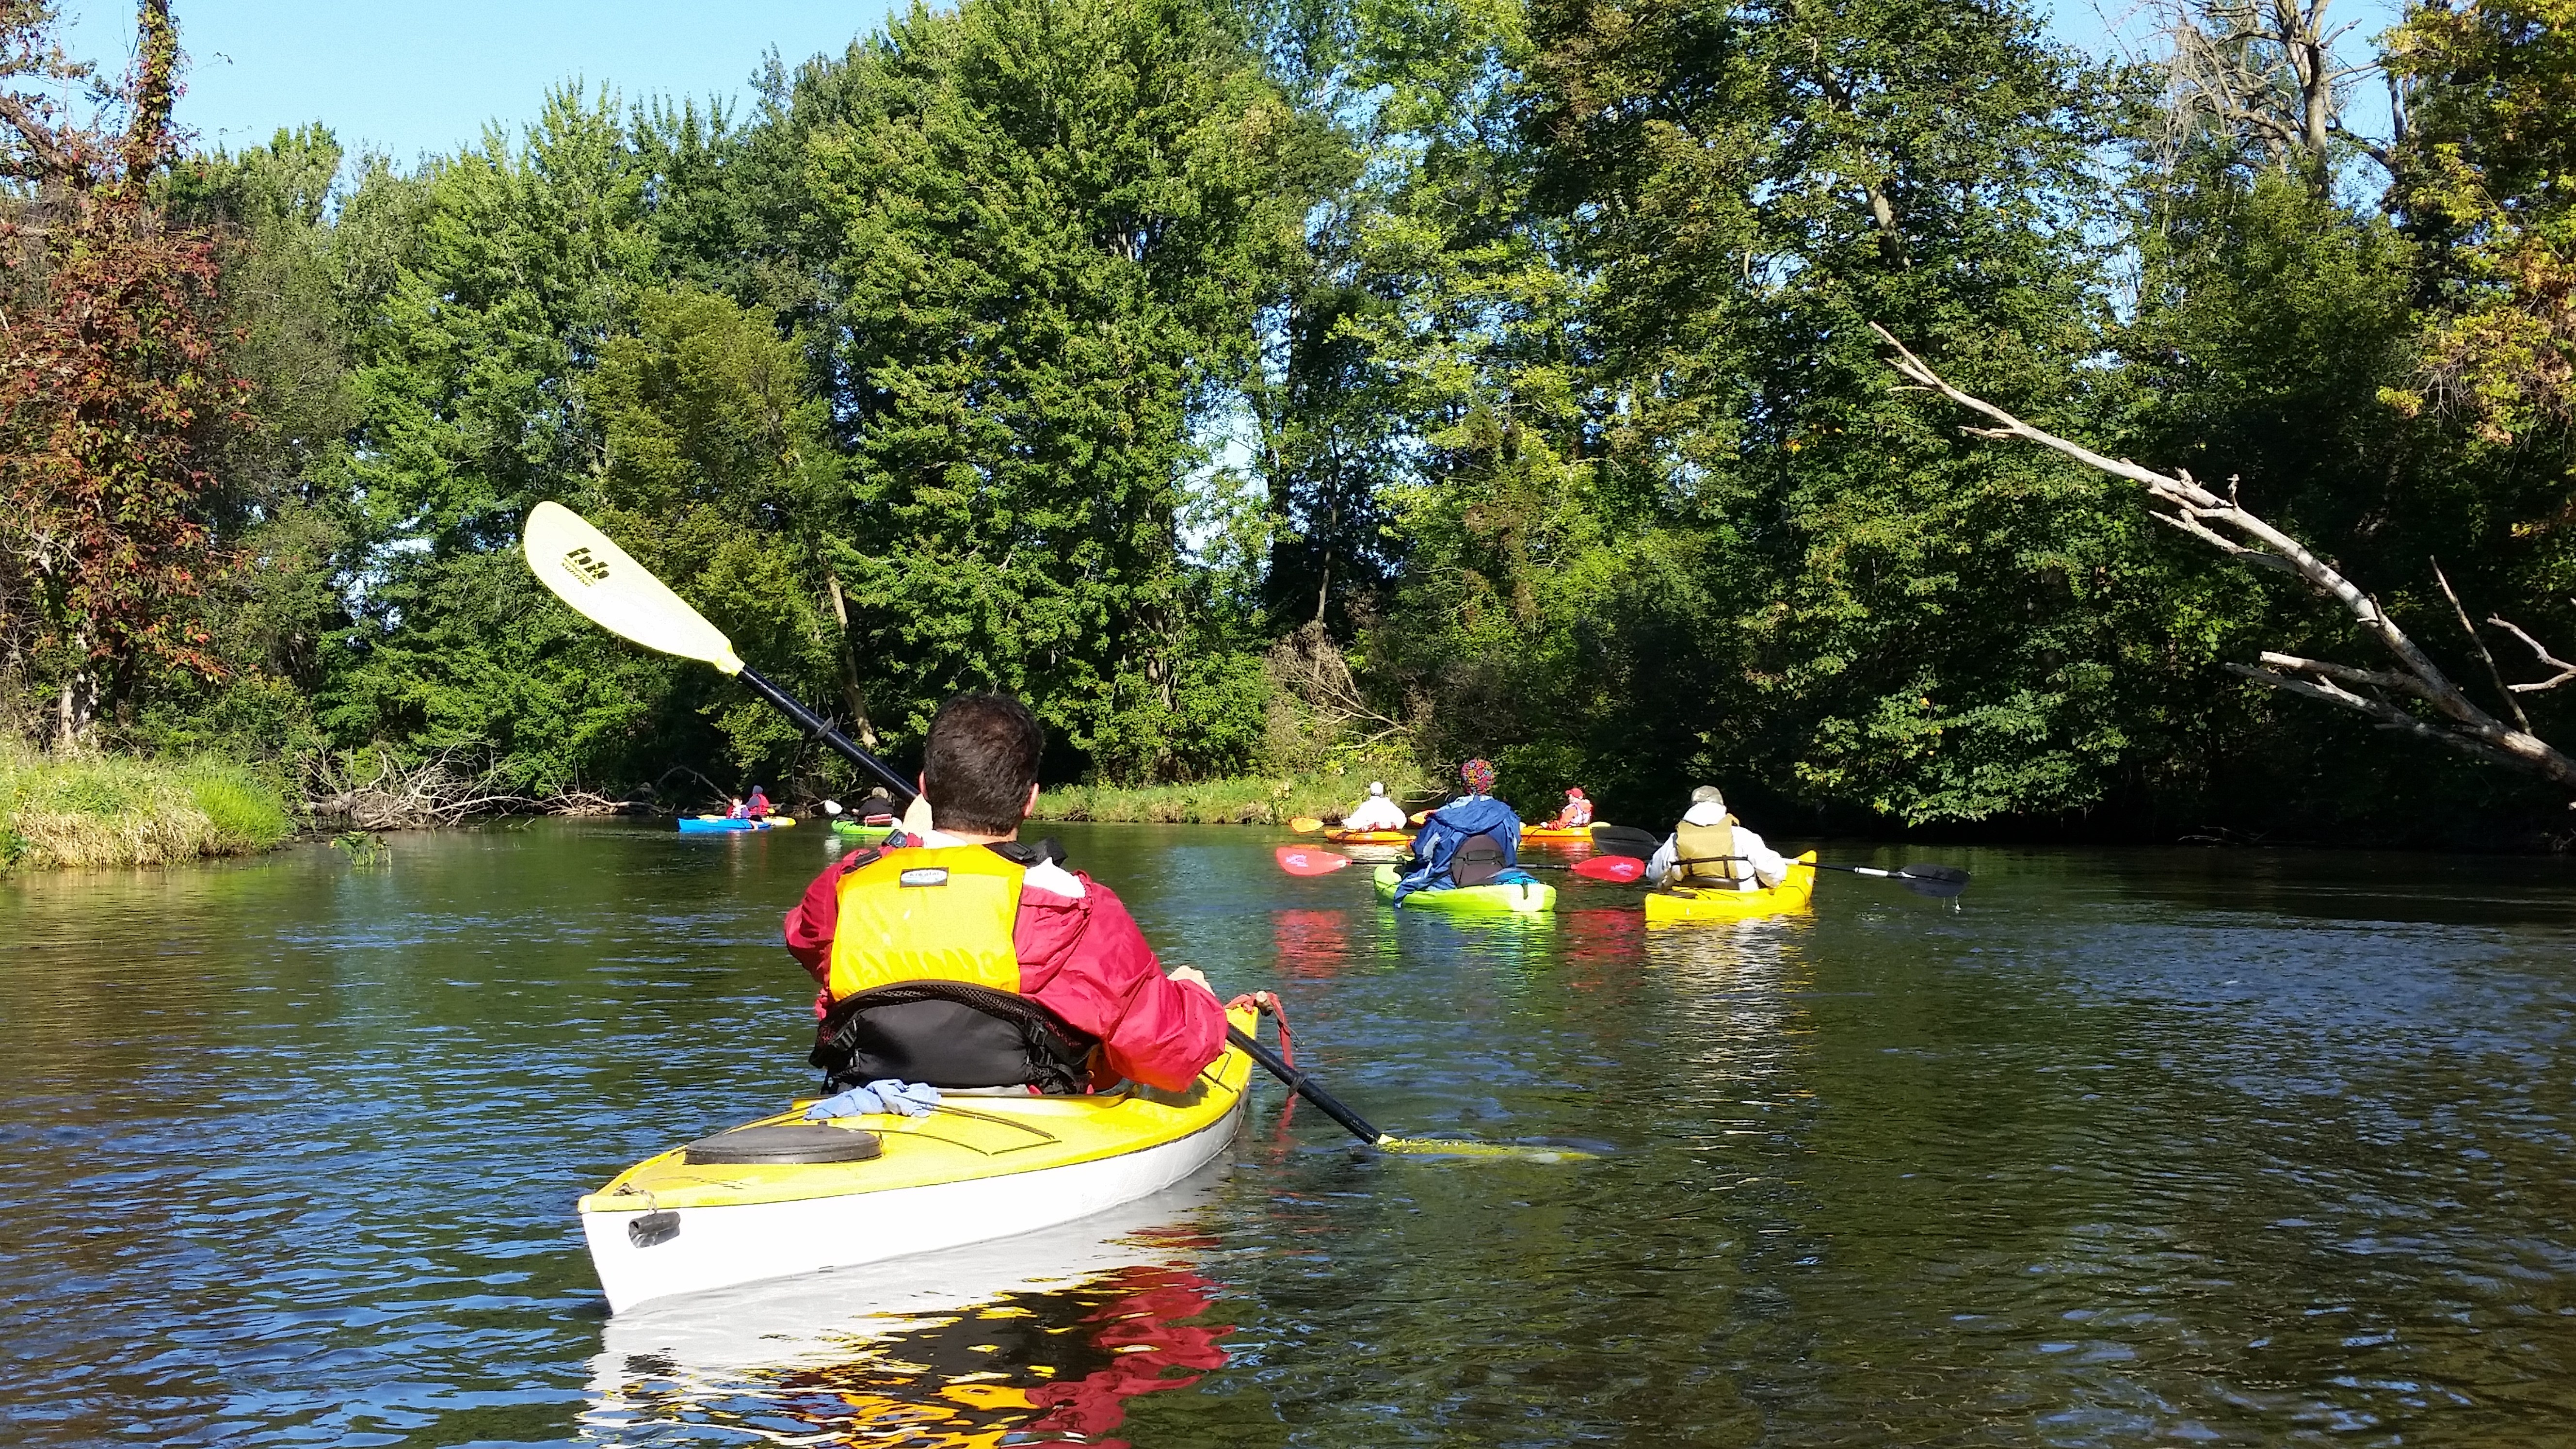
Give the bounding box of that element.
[63,1,899,162]
[62,0,2396,164]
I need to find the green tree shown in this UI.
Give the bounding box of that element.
[794,0,1316,778]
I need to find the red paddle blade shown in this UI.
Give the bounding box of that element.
[1275,845,1352,876]
[1572,854,1645,883]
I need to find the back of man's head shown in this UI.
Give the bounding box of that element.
[1690,784,1725,807]
[924,693,1045,835]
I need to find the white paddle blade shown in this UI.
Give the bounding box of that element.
[521,501,744,674]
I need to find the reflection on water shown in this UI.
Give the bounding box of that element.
[8,825,2576,1446]
[586,1204,1227,1449]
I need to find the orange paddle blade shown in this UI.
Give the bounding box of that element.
[1275,845,1352,876]
[1571,854,1645,884]
[1287,816,1326,833]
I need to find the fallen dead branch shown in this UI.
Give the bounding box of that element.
[1873,322,2576,798]
[304,748,629,828]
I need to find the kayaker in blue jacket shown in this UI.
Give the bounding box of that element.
[1392,758,1534,902]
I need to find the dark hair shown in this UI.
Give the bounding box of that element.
[922,693,1045,834]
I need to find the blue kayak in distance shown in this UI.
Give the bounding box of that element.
[676,816,794,834]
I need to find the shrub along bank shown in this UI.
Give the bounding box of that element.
[0,743,298,872]
[1033,767,1437,828]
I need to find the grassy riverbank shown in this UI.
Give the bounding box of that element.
[1033,767,1436,827]
[0,743,299,871]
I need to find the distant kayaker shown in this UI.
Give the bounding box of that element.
[1342,781,1409,832]
[724,796,748,820]
[1545,787,1594,829]
[1646,786,1787,891]
[852,791,899,825]
[782,692,1225,1094]
[1392,758,1531,902]
[745,785,773,820]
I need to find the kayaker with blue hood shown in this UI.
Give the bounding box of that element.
[1392,758,1535,902]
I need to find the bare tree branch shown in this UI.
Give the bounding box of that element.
[2431,557,2529,729]
[1873,322,2576,798]
[2489,611,2576,694]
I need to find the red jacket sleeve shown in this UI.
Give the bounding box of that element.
[1016,876,1225,1093]
[783,856,848,982]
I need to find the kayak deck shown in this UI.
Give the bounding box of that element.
[578,1006,1257,1311]
[1519,822,1609,841]
[582,1013,1255,1214]
[1325,828,1412,844]
[677,817,784,833]
[1371,863,1556,914]
[830,820,897,843]
[1642,852,1818,921]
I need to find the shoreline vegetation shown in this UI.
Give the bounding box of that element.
[1033,767,1436,828]
[5,3,2572,858]
[0,742,297,873]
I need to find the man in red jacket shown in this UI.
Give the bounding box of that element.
[783,692,1224,1094]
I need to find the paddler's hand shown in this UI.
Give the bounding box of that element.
[1168,965,1212,996]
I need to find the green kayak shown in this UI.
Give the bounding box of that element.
[1372,864,1556,915]
[830,820,897,843]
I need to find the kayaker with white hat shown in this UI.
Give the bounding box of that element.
[1342,780,1409,832]
[781,692,1225,1094]
[1646,785,1787,890]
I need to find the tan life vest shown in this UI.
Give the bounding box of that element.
[1673,814,1745,886]
[825,844,1027,1002]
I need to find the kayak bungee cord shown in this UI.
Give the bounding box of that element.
[1227,993,1594,1161]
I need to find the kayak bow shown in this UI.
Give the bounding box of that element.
[579,1005,1259,1311]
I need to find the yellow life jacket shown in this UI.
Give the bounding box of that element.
[826,844,1027,1003]
[1673,814,1744,886]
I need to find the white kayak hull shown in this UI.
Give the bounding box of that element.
[580,1101,1244,1313]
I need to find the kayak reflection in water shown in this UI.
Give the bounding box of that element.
[1391,757,1535,902]
[757,1263,1230,1449]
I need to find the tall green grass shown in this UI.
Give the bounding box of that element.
[1032,765,1436,827]
[0,741,298,871]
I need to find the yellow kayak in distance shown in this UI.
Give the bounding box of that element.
[1642,851,1818,923]
[579,1005,1258,1312]
[1518,821,1608,842]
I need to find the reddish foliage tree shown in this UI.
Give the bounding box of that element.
[0,0,245,744]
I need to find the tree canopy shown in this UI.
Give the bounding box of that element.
[5,0,2571,843]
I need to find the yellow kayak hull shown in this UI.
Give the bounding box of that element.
[1642,852,1818,922]
[1518,822,1608,841]
[580,1006,1257,1311]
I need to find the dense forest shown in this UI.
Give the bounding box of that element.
[2,0,2571,844]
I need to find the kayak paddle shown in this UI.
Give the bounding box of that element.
[1287,816,1327,833]
[1227,1023,1590,1160]
[1273,843,1639,882]
[1276,845,1352,875]
[1587,824,1972,898]
[521,502,917,803]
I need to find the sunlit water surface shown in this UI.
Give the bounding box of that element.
[5,821,2575,1447]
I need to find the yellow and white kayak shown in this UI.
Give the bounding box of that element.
[579,1005,1258,1312]
[1642,851,1818,923]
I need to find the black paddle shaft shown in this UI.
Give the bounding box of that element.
[1227,1026,1385,1145]
[736,666,918,802]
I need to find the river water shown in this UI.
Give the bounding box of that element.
[5,821,2574,1447]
